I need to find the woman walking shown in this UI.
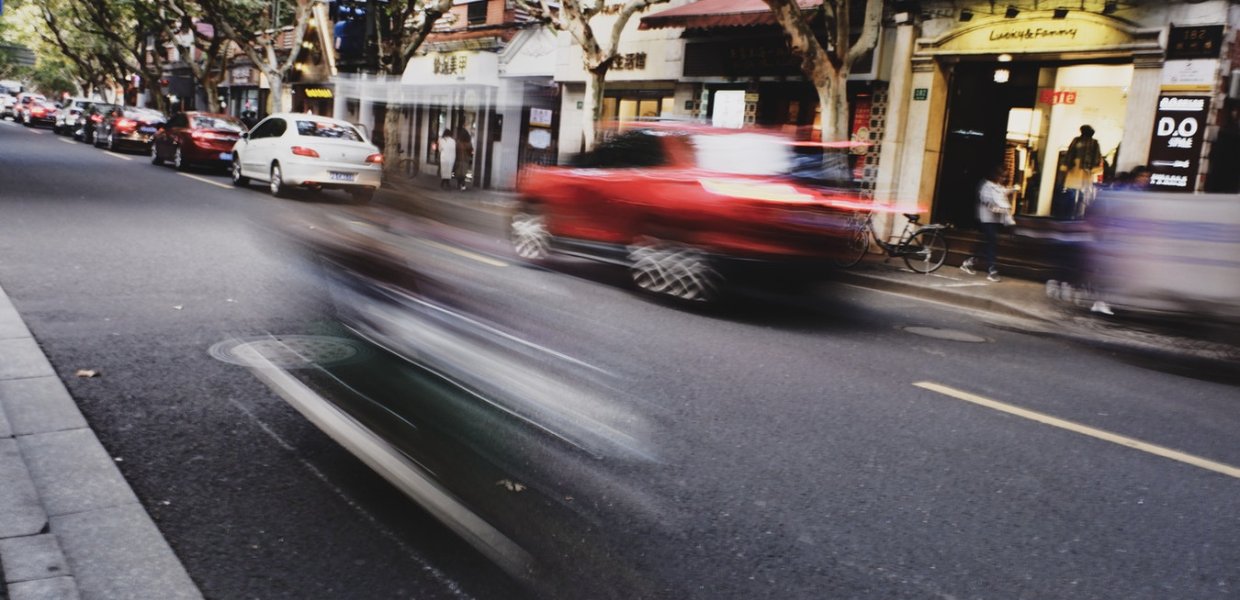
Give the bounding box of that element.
[438,129,457,190]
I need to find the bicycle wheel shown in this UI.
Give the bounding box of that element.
[903,230,948,273]
[831,223,870,268]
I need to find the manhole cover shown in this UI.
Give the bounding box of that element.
[209,335,366,369]
[903,326,989,343]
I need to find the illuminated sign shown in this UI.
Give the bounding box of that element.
[303,88,333,99]
[919,15,1137,56]
[1147,94,1210,192]
[1038,89,1076,105]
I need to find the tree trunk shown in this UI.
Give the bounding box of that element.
[203,76,220,113]
[815,74,849,142]
[382,105,403,177]
[267,72,284,114]
[582,67,607,151]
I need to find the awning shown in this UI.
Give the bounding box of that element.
[639,0,821,30]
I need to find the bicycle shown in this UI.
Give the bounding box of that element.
[832,211,950,273]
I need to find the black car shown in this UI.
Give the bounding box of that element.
[76,102,117,144]
[93,106,166,152]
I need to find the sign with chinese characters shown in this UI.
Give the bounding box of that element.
[1038,89,1077,105]
[1167,25,1224,60]
[433,54,468,76]
[913,88,928,101]
[1161,59,1219,92]
[610,52,646,71]
[1147,95,1210,192]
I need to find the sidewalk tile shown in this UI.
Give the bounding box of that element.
[52,504,202,600]
[0,438,48,538]
[17,429,137,517]
[8,576,80,600]
[0,377,88,436]
[0,295,32,340]
[0,397,11,438]
[0,338,56,380]
[0,533,71,584]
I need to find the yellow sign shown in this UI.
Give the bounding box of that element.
[920,13,1140,56]
[303,88,333,99]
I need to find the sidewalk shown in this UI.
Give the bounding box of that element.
[0,284,201,600]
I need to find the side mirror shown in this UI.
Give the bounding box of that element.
[241,132,249,140]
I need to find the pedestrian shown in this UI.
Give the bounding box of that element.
[1061,124,1103,218]
[960,164,1016,282]
[454,125,473,190]
[438,129,457,190]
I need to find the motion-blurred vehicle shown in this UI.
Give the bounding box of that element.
[12,92,47,124]
[151,112,246,171]
[512,126,880,301]
[93,106,166,152]
[21,99,58,128]
[230,112,382,202]
[0,95,16,119]
[55,97,96,135]
[75,102,116,144]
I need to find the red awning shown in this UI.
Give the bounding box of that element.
[639,0,821,30]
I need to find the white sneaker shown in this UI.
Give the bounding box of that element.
[1091,301,1114,316]
[959,258,976,275]
[986,270,1001,282]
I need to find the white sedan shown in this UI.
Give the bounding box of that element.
[231,112,383,202]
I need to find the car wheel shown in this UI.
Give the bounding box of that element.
[231,157,249,187]
[269,163,288,197]
[174,147,186,171]
[151,143,164,165]
[349,188,375,204]
[509,203,551,261]
[628,237,722,303]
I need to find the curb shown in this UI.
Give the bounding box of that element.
[0,284,203,600]
[833,269,1054,324]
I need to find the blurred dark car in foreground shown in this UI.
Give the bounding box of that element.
[152,112,246,170]
[75,102,117,144]
[512,126,879,302]
[93,106,166,152]
[22,99,58,128]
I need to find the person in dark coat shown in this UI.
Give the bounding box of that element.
[454,126,473,190]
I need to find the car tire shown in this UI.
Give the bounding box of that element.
[509,203,551,261]
[269,163,288,197]
[231,157,249,187]
[174,147,186,171]
[349,188,375,204]
[627,237,722,303]
[151,143,164,165]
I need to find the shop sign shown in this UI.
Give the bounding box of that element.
[434,54,468,76]
[1167,25,1224,60]
[684,39,799,78]
[1161,59,1219,92]
[529,107,553,127]
[303,87,333,99]
[611,52,646,71]
[230,67,254,85]
[912,88,927,101]
[1038,89,1076,105]
[923,16,1132,55]
[1146,95,1210,192]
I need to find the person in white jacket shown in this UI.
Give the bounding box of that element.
[438,129,457,190]
[961,164,1016,282]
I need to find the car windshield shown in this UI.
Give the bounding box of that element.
[192,116,244,132]
[296,120,363,141]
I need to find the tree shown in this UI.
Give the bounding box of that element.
[197,0,312,114]
[164,6,232,112]
[71,0,175,110]
[518,0,671,151]
[761,0,881,141]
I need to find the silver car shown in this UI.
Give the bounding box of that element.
[55,97,97,135]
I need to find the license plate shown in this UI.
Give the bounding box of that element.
[139,126,156,134]
[218,152,233,161]
[329,172,356,182]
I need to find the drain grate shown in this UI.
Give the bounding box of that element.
[209,335,367,369]
[903,326,989,343]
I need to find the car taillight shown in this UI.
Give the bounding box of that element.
[365,153,383,164]
[291,146,320,158]
[32,107,45,116]
[90,114,103,123]
[115,118,136,132]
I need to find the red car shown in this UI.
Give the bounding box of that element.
[512,126,881,301]
[151,112,246,170]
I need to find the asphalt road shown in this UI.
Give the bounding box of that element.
[1,118,1238,599]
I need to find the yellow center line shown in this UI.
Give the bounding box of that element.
[419,239,508,267]
[914,381,1240,480]
[177,172,234,190]
[103,151,133,161]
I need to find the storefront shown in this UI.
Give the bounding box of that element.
[220,65,263,120]
[402,50,502,188]
[291,84,335,117]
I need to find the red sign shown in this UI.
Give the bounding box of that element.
[1038,89,1077,105]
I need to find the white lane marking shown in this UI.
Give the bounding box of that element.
[28,128,44,134]
[58,138,75,144]
[178,172,233,190]
[240,344,534,579]
[417,239,508,267]
[104,151,133,161]
[915,381,1240,480]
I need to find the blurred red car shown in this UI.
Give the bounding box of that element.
[512,126,880,301]
[151,112,246,170]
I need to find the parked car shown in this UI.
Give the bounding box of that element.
[151,112,246,171]
[93,106,166,152]
[22,99,58,128]
[75,102,117,144]
[230,112,382,202]
[1,94,17,119]
[512,126,880,302]
[12,92,47,124]
[55,97,96,135]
